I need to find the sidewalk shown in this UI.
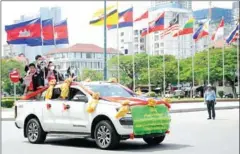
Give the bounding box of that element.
[1,101,239,121]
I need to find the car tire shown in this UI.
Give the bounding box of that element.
[94,120,120,150]
[143,135,165,145]
[26,118,46,144]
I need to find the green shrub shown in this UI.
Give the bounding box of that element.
[218,91,224,98]
[1,99,15,108]
[147,91,157,97]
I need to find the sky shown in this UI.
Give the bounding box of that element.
[1,1,234,52]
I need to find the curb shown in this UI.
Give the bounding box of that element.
[1,106,239,121]
[171,100,240,104]
[169,106,239,113]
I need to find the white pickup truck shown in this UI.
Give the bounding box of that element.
[15,81,170,149]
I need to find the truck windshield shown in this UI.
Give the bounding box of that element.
[85,84,134,97]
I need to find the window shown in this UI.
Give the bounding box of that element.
[154,43,159,48]
[140,38,144,43]
[140,45,145,50]
[86,53,92,59]
[134,30,138,35]
[84,84,134,97]
[68,53,74,59]
[154,35,159,41]
[160,42,164,47]
[135,44,138,50]
[121,39,124,43]
[120,32,124,36]
[160,50,164,54]
[68,88,85,101]
[134,37,138,42]
[121,46,124,49]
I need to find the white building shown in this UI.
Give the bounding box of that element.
[46,43,118,78]
[151,1,192,10]
[232,1,239,24]
[2,44,13,57]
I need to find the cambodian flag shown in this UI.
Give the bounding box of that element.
[5,18,42,46]
[42,19,54,45]
[226,24,239,44]
[54,19,69,44]
[107,7,133,30]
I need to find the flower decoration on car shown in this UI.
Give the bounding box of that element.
[147,98,156,107]
[115,100,130,119]
[45,76,56,100]
[108,77,118,83]
[86,92,100,113]
[60,77,74,99]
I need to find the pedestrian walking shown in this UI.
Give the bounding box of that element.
[204,84,216,120]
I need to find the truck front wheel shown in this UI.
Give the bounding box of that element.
[143,135,165,145]
[94,120,120,150]
[26,118,46,144]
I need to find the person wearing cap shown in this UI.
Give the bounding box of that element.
[204,84,216,120]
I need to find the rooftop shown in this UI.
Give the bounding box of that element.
[46,43,118,55]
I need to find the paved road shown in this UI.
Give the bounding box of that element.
[2,109,239,154]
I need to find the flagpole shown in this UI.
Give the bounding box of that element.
[207,1,211,85]
[177,15,180,92]
[52,18,57,49]
[237,27,240,98]
[237,20,240,97]
[192,19,195,98]
[147,11,151,92]
[222,16,225,91]
[116,0,120,82]
[40,17,46,82]
[132,5,135,92]
[104,0,107,80]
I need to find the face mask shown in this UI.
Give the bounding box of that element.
[49,66,55,70]
[29,69,36,74]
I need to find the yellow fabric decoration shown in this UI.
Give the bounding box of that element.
[108,77,117,83]
[60,77,73,99]
[86,92,100,113]
[85,78,91,82]
[147,98,156,107]
[136,88,142,95]
[162,98,171,103]
[45,79,56,100]
[115,100,130,119]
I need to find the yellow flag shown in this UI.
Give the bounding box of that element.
[90,5,118,26]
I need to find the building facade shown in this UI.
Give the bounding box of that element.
[151,1,192,10]
[46,43,118,78]
[2,44,13,57]
[232,1,239,24]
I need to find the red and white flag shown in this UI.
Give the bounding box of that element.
[134,11,148,22]
[211,18,224,41]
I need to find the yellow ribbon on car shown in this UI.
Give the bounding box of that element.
[45,79,56,100]
[115,100,130,119]
[60,77,74,99]
[86,92,100,113]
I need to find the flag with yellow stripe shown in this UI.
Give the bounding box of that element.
[89,5,118,26]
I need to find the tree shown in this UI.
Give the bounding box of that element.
[81,69,103,81]
[1,59,25,95]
